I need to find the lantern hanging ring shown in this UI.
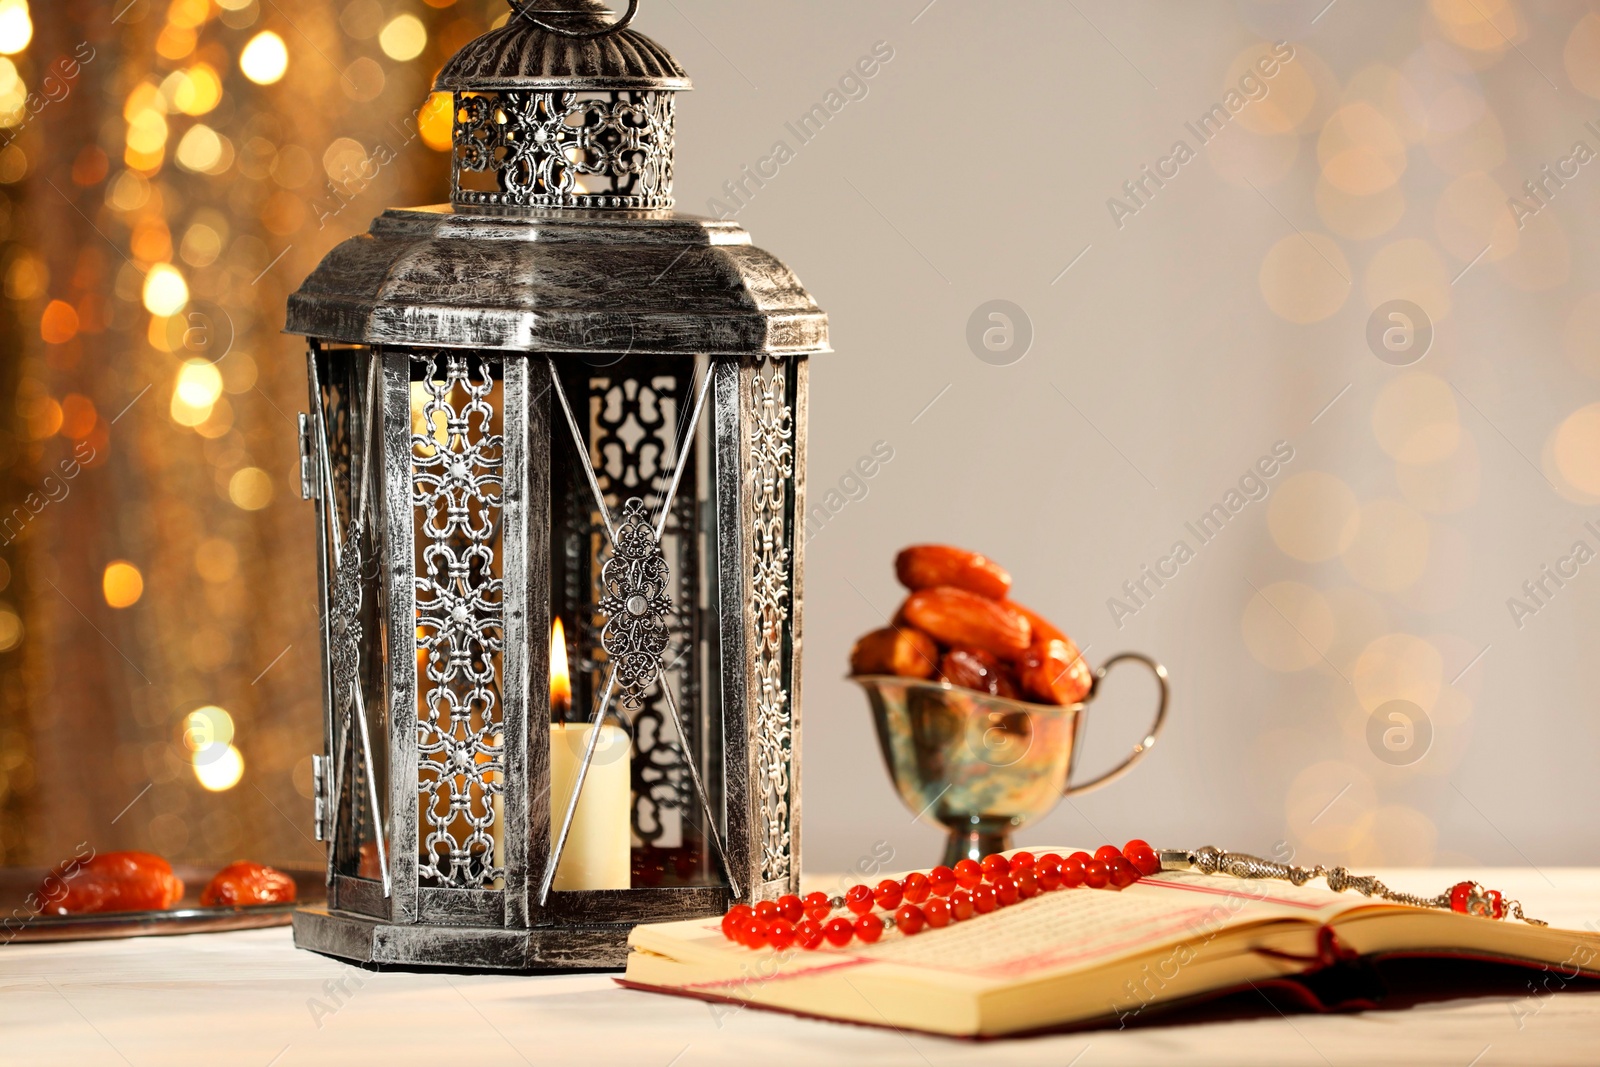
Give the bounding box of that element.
[509,0,640,37]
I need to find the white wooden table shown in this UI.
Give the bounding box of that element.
[4,869,1599,1066]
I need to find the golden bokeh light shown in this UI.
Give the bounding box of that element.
[182,705,235,757]
[1227,41,1321,135]
[1315,176,1404,240]
[1341,499,1431,592]
[1395,429,1480,513]
[175,124,226,174]
[194,744,245,791]
[102,561,145,609]
[1372,372,1460,464]
[1552,403,1600,496]
[1494,207,1571,292]
[1242,581,1336,672]
[419,92,455,152]
[0,0,32,56]
[379,14,428,61]
[1363,238,1451,322]
[228,467,273,510]
[1565,13,1600,99]
[1268,471,1360,561]
[1286,760,1376,853]
[142,263,189,316]
[240,31,289,85]
[1258,232,1350,323]
[1318,102,1407,195]
[172,358,223,428]
[1430,0,1517,55]
[1353,632,1443,713]
[0,605,22,652]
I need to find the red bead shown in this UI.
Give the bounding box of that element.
[796,918,825,950]
[895,904,927,935]
[754,900,780,922]
[924,898,952,928]
[1123,840,1161,877]
[993,874,1020,906]
[981,854,1011,881]
[1108,857,1139,889]
[928,865,957,897]
[873,878,903,910]
[903,872,931,904]
[824,917,854,947]
[776,894,804,923]
[1015,870,1040,898]
[722,904,753,940]
[953,858,983,889]
[1084,860,1110,889]
[1036,857,1063,891]
[950,889,975,920]
[744,918,771,948]
[767,918,797,951]
[1449,881,1505,919]
[1095,845,1123,864]
[802,891,829,911]
[845,884,875,915]
[854,913,884,943]
[1062,852,1090,888]
[1010,851,1036,870]
[972,884,998,913]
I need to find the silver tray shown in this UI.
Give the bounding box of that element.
[0,865,325,944]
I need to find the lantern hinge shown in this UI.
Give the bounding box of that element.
[311,753,329,841]
[298,413,316,501]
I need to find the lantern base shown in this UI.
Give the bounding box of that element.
[292,906,632,972]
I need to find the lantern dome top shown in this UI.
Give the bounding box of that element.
[435,1,691,92]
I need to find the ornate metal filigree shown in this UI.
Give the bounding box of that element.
[750,360,795,882]
[327,519,364,712]
[453,89,676,209]
[568,371,697,845]
[412,354,506,889]
[599,497,672,709]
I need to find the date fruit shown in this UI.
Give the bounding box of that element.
[895,545,1011,601]
[900,588,1031,658]
[1019,638,1094,706]
[941,648,1022,699]
[850,626,939,679]
[1004,600,1066,645]
[201,861,298,907]
[41,852,184,916]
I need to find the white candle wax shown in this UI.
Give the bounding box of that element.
[548,722,632,891]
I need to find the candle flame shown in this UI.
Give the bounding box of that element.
[550,616,571,714]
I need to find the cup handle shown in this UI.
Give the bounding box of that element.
[1063,652,1170,797]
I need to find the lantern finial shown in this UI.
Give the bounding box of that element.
[506,0,641,37]
[436,0,687,210]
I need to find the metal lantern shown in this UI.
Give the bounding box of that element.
[286,0,826,970]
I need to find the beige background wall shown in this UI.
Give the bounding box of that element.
[655,0,1600,872]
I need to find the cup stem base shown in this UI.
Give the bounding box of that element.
[942,821,1013,868]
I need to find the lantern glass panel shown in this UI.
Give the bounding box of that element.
[310,345,391,892]
[548,355,722,891]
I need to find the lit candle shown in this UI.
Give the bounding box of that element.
[548,617,632,891]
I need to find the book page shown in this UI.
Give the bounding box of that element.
[853,869,1355,979]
